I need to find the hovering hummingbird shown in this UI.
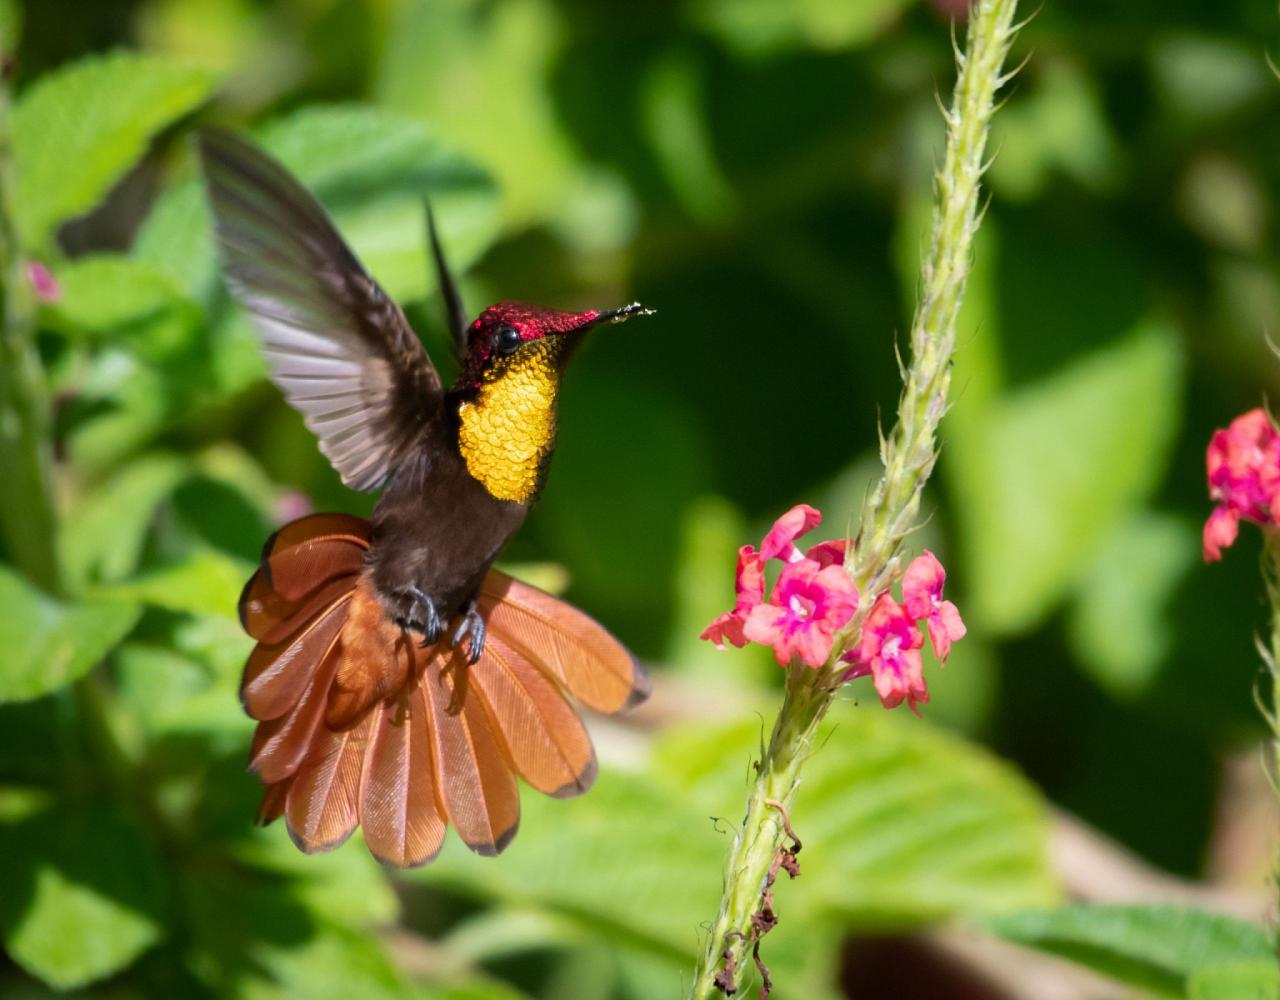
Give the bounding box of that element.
[197,129,652,866]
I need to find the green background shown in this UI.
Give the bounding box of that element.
[0,0,1277,997]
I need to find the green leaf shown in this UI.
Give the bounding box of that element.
[135,104,500,304]
[60,453,191,592]
[0,566,140,703]
[183,868,413,1000]
[47,255,203,362]
[654,706,1059,924]
[412,769,723,963]
[694,0,913,56]
[0,803,168,990]
[1067,513,1198,698]
[982,905,1277,994]
[95,546,251,620]
[14,52,216,247]
[375,0,585,230]
[1189,961,1280,1000]
[951,321,1183,634]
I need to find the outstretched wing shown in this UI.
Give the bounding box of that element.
[198,128,442,492]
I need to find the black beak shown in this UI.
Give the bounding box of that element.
[594,302,656,325]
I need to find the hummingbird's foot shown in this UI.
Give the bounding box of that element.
[450,602,486,665]
[393,585,443,647]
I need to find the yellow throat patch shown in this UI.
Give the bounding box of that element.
[457,343,560,503]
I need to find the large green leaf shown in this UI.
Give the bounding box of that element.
[982,905,1277,995]
[951,321,1183,633]
[14,52,216,247]
[95,545,251,621]
[59,453,190,592]
[411,769,722,963]
[1066,513,1198,698]
[134,104,501,304]
[0,803,168,990]
[47,255,203,362]
[654,707,1058,924]
[0,566,140,703]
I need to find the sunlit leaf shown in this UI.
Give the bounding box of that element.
[0,566,140,703]
[952,321,1183,634]
[1189,961,1280,1000]
[135,104,501,304]
[655,707,1058,923]
[0,803,168,989]
[14,52,216,247]
[94,546,250,620]
[47,255,203,362]
[60,453,190,592]
[1067,513,1198,698]
[981,905,1276,995]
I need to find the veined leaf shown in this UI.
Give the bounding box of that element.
[14,52,216,248]
[0,803,168,989]
[0,566,140,703]
[654,706,1058,923]
[981,905,1277,995]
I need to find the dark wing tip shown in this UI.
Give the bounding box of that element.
[549,752,598,800]
[466,818,521,858]
[287,821,358,856]
[622,657,653,712]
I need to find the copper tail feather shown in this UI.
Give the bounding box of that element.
[238,513,651,867]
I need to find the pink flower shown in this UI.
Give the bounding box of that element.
[743,558,859,668]
[844,593,928,715]
[701,545,766,649]
[759,503,822,562]
[902,549,966,661]
[701,503,858,667]
[1204,408,1280,561]
[24,261,60,303]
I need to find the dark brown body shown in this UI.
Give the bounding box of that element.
[369,413,527,625]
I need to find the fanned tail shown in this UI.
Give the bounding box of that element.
[238,513,649,867]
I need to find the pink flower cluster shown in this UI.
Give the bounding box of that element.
[1204,408,1280,561]
[701,504,965,714]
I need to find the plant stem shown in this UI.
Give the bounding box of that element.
[0,56,59,593]
[1260,531,1280,933]
[688,2,1019,995]
[688,665,829,1000]
[845,0,1020,609]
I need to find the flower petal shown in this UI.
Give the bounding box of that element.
[1203,505,1240,563]
[903,550,945,620]
[760,504,822,563]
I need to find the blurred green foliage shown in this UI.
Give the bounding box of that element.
[1,0,1278,997]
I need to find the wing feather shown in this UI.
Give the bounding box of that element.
[199,128,442,491]
[360,689,447,867]
[285,708,377,853]
[421,654,520,856]
[470,635,596,798]
[479,571,651,714]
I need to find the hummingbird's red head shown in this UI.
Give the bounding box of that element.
[454,300,654,391]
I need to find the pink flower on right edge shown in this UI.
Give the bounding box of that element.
[1204,408,1280,561]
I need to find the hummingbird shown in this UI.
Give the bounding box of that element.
[197,129,652,867]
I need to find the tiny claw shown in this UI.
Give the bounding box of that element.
[400,585,442,647]
[451,603,487,664]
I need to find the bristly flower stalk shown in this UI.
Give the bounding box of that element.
[688,1,1020,996]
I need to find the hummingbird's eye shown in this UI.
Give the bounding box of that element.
[494,325,522,356]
